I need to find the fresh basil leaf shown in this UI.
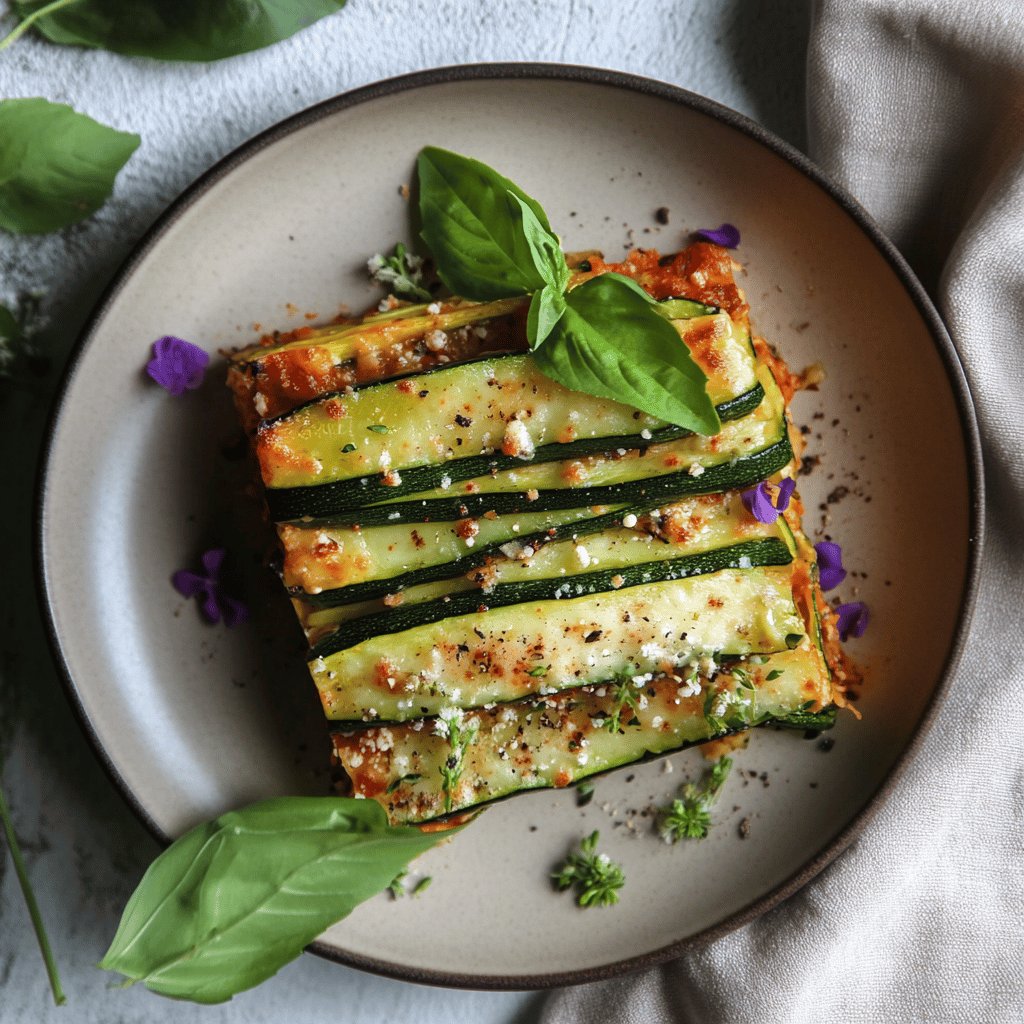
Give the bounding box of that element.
[527,285,566,349]
[99,797,448,1003]
[0,98,139,234]
[12,0,347,61]
[510,193,568,294]
[417,146,554,300]
[533,273,721,435]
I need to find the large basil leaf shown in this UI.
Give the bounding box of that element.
[534,273,721,435]
[100,797,448,1003]
[417,146,558,300]
[0,98,139,234]
[12,0,347,61]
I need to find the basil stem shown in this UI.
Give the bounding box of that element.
[0,778,66,1005]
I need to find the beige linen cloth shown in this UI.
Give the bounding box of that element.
[543,1,1024,1021]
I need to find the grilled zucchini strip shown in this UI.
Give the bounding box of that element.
[331,644,831,825]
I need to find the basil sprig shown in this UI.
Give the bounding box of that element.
[416,147,721,435]
[100,797,452,1003]
[6,0,347,60]
[0,99,139,234]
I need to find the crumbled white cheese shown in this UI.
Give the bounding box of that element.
[688,462,706,477]
[640,428,653,440]
[425,329,448,352]
[502,418,535,459]
[622,513,638,529]
[427,302,442,315]
[574,544,592,568]
[253,391,268,417]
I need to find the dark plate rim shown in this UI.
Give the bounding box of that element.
[35,62,985,992]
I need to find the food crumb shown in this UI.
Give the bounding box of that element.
[655,206,670,225]
[738,817,751,840]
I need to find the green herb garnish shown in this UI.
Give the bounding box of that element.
[416,147,720,434]
[411,875,433,898]
[367,424,389,434]
[602,675,642,734]
[367,242,432,301]
[575,780,595,807]
[388,869,408,899]
[436,709,478,814]
[385,772,422,795]
[766,669,784,681]
[657,757,733,843]
[552,830,625,908]
[340,443,357,453]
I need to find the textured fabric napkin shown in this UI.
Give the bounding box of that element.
[543,1,1024,1021]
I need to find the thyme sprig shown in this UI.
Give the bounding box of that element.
[658,757,733,843]
[601,675,642,734]
[435,708,478,813]
[552,830,625,908]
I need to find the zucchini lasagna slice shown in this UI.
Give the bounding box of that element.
[229,243,854,827]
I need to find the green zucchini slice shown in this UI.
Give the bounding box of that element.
[297,490,787,616]
[267,362,787,524]
[258,322,762,509]
[330,645,833,825]
[309,561,805,721]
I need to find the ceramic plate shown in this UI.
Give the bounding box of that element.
[38,65,982,987]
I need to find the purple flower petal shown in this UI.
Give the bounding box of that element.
[200,589,222,624]
[695,223,740,249]
[201,547,226,579]
[145,335,209,396]
[815,541,847,591]
[775,477,796,512]
[741,482,780,524]
[171,569,207,599]
[173,548,246,628]
[836,601,869,641]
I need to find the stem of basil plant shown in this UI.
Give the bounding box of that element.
[0,778,66,1005]
[0,0,82,52]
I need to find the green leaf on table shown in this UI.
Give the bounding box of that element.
[417,146,558,300]
[99,797,450,1003]
[533,273,722,435]
[11,0,348,61]
[0,98,139,234]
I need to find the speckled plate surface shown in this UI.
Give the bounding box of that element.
[37,65,982,988]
